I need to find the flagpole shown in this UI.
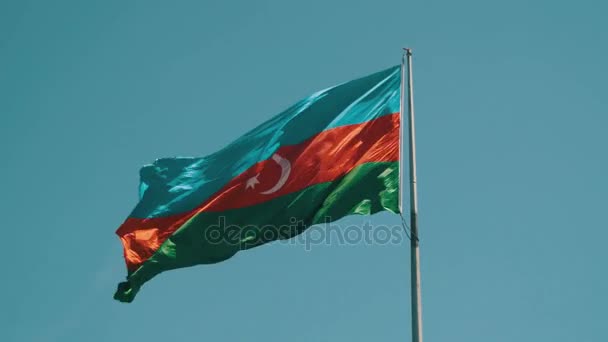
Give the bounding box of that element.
[402,48,423,342]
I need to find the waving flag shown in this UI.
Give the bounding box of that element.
[114,66,402,302]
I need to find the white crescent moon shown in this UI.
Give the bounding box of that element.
[260,153,291,195]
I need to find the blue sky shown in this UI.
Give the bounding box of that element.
[1,0,607,341]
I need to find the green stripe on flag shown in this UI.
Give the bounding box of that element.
[115,161,399,302]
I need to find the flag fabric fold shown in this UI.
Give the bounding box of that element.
[114,65,402,302]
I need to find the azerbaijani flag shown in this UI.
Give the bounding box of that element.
[114,66,402,302]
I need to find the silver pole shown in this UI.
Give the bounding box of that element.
[403,48,423,342]
[399,57,405,214]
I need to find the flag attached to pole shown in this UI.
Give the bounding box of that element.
[114,66,402,302]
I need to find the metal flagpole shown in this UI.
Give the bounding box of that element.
[401,48,423,342]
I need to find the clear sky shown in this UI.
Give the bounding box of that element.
[2,0,607,341]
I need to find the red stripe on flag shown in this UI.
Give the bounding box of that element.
[117,112,399,271]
